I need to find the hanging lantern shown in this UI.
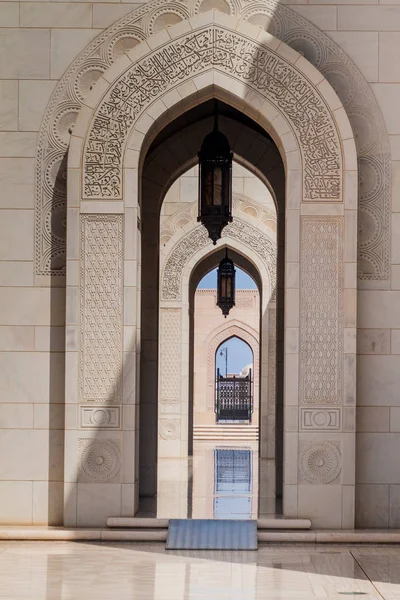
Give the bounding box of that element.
[198,103,233,244]
[217,251,236,317]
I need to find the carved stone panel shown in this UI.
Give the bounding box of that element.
[80,406,121,428]
[300,217,343,405]
[299,440,342,485]
[78,438,121,483]
[163,228,209,301]
[159,309,181,404]
[300,408,341,431]
[80,215,123,403]
[83,26,341,202]
[159,419,180,440]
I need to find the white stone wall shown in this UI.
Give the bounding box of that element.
[0,0,399,526]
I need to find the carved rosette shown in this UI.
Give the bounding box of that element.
[78,438,121,483]
[159,419,180,440]
[299,441,342,484]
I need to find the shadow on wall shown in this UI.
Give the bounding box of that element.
[47,153,67,526]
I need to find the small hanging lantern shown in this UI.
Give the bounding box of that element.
[217,251,236,317]
[198,102,233,245]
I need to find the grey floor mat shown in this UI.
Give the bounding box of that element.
[166,519,258,550]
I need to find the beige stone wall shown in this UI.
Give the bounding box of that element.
[0,2,150,525]
[0,0,398,526]
[161,162,276,229]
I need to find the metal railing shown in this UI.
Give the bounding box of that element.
[215,368,252,422]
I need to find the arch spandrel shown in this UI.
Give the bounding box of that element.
[159,191,277,245]
[80,18,343,205]
[36,0,389,280]
[160,219,277,302]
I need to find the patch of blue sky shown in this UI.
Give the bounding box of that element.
[197,267,257,290]
[216,336,253,376]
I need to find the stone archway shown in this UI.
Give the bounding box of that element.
[65,12,357,528]
[161,221,277,303]
[159,213,275,443]
[158,217,275,507]
[37,0,389,284]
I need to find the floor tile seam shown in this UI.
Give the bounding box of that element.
[349,549,387,600]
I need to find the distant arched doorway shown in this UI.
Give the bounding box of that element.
[214,336,254,421]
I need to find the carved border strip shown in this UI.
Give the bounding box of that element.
[300,217,344,405]
[83,26,341,202]
[79,215,123,403]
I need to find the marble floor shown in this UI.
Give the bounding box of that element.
[1,542,400,599]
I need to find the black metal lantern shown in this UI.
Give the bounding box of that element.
[198,103,233,244]
[217,251,236,317]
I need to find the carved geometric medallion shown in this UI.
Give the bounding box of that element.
[78,438,121,483]
[299,440,342,485]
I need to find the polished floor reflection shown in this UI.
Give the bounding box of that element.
[191,442,259,520]
[1,542,400,599]
[156,440,262,519]
[213,448,253,519]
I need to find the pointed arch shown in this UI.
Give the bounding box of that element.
[64,11,358,527]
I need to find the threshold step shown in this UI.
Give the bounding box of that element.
[194,436,258,440]
[107,517,311,530]
[4,526,400,544]
[107,517,168,528]
[0,527,168,541]
[257,518,311,530]
[193,426,258,430]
